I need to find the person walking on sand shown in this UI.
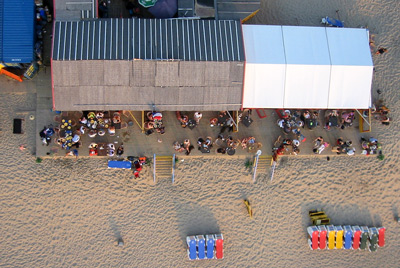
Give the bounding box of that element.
[376,47,388,55]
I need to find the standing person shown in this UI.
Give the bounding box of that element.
[313,136,324,154]
[183,139,193,155]
[193,112,202,124]
[375,47,388,55]
[116,145,124,157]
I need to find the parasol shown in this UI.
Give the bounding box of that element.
[139,0,158,8]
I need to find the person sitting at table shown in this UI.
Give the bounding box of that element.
[108,126,116,136]
[205,137,213,148]
[113,114,121,124]
[197,138,205,147]
[72,133,80,144]
[226,136,235,148]
[156,126,165,134]
[78,125,86,135]
[107,148,115,157]
[98,129,106,136]
[209,118,218,127]
[173,141,184,152]
[180,114,189,128]
[341,110,355,128]
[107,143,115,150]
[216,147,226,154]
[96,112,104,119]
[89,142,98,149]
[87,112,96,120]
[313,136,324,147]
[301,110,311,122]
[79,116,88,125]
[144,121,154,130]
[89,148,98,156]
[88,130,97,138]
[56,138,66,146]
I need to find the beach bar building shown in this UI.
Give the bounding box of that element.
[51,19,373,112]
[51,18,245,111]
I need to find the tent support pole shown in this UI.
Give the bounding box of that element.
[356,109,370,126]
[226,111,238,130]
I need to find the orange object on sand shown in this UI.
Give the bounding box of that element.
[0,69,23,82]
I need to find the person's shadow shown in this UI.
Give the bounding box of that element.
[108,216,122,243]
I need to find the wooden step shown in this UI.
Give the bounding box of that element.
[255,155,272,170]
[155,155,174,179]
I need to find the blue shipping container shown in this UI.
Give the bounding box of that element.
[0,0,35,63]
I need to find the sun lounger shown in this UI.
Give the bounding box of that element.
[313,218,330,225]
[327,225,336,249]
[215,234,224,259]
[206,235,215,259]
[352,226,361,250]
[378,227,385,247]
[307,226,319,250]
[309,210,327,218]
[369,227,378,252]
[360,226,369,250]
[335,226,344,249]
[107,160,132,169]
[187,236,197,260]
[318,225,327,250]
[197,235,206,260]
[343,225,353,249]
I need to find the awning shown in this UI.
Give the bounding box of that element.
[242,25,373,109]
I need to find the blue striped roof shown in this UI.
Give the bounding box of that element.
[0,0,35,63]
[53,18,244,62]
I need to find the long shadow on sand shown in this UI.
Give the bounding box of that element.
[174,202,220,248]
[108,216,122,242]
[301,202,380,234]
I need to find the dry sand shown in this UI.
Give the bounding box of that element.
[1,0,400,267]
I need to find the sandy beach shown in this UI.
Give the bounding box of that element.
[1,0,400,267]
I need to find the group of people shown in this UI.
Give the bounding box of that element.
[78,111,122,138]
[39,125,55,146]
[210,111,235,133]
[312,136,330,154]
[276,109,357,133]
[277,110,307,134]
[197,137,213,153]
[176,111,202,129]
[173,139,194,155]
[275,138,301,156]
[371,102,391,125]
[361,137,381,155]
[87,142,124,157]
[330,138,356,156]
[324,110,355,131]
[144,111,165,135]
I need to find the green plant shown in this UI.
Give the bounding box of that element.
[36,157,43,163]
[245,158,253,170]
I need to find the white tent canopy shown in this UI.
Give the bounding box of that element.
[242,25,373,109]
